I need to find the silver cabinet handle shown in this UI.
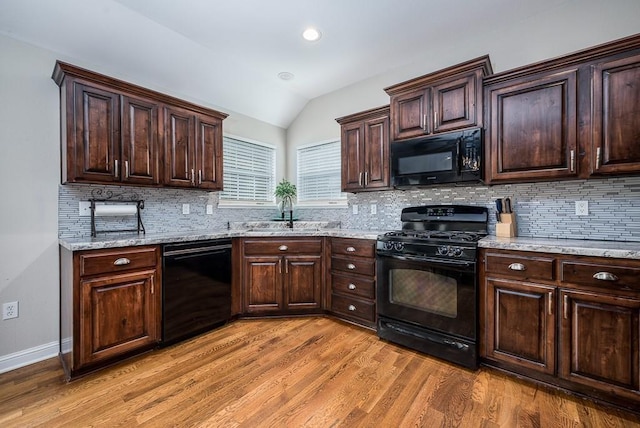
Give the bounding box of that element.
[570,150,575,173]
[595,147,601,170]
[508,263,526,271]
[279,245,288,251]
[563,294,569,320]
[125,160,129,178]
[358,172,363,187]
[348,305,356,311]
[191,169,195,185]
[348,283,356,290]
[548,291,553,316]
[285,259,289,274]
[347,263,356,270]
[593,271,618,281]
[422,114,427,131]
[113,257,131,266]
[198,169,202,185]
[114,159,119,178]
[364,171,369,186]
[346,246,356,252]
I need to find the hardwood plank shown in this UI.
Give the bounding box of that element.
[0,317,638,427]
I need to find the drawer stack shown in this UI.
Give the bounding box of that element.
[330,238,376,328]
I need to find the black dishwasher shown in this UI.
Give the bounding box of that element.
[162,239,232,346]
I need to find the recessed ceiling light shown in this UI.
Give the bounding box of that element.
[302,27,321,42]
[278,72,294,81]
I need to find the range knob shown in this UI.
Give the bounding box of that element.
[383,241,395,251]
[437,245,449,256]
[393,242,405,251]
[452,247,463,257]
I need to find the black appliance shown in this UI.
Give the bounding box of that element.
[376,205,488,369]
[162,239,232,346]
[391,127,482,187]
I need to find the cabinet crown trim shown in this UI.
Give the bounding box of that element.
[335,105,390,124]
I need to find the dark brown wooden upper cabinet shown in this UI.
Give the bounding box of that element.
[484,68,579,184]
[53,61,227,188]
[385,56,492,142]
[590,51,640,176]
[336,105,390,192]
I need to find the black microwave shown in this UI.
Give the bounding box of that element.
[391,127,483,187]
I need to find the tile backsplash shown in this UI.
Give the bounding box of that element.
[59,176,640,242]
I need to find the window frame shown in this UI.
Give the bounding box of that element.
[296,139,348,208]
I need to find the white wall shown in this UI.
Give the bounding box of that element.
[285,0,640,180]
[0,34,286,369]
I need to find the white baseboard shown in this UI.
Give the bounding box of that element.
[0,341,59,374]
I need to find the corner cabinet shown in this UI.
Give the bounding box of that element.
[384,56,492,141]
[336,106,390,192]
[52,61,227,189]
[484,33,640,184]
[59,245,162,380]
[240,238,324,315]
[480,248,640,411]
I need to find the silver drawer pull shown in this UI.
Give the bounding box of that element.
[348,305,356,311]
[346,246,356,252]
[113,257,131,266]
[593,271,618,281]
[347,263,356,270]
[508,263,526,271]
[348,283,357,290]
[278,245,288,251]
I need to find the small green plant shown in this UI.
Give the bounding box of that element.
[274,179,296,213]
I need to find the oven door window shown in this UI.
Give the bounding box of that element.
[390,269,457,318]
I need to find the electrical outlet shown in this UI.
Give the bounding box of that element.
[182,204,190,215]
[2,301,18,320]
[206,204,213,215]
[370,204,377,215]
[352,204,358,215]
[79,201,91,216]
[575,201,589,216]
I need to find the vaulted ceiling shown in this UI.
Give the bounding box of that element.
[0,0,613,128]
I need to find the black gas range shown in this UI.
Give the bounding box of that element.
[376,205,488,369]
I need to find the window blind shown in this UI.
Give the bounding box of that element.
[220,136,275,202]
[297,140,346,202]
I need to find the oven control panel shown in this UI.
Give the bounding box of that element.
[437,245,464,257]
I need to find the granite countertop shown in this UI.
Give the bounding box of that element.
[479,236,640,260]
[59,225,386,251]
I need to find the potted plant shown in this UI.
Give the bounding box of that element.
[274,178,297,221]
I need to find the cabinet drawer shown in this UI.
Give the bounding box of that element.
[331,294,375,322]
[332,273,375,299]
[485,252,555,281]
[331,256,375,277]
[243,239,322,255]
[79,246,158,277]
[331,238,375,258]
[561,260,640,291]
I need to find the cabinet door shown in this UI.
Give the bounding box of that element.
[164,106,195,187]
[79,269,159,367]
[244,256,283,313]
[591,52,640,175]
[484,279,556,375]
[71,82,121,183]
[390,88,430,141]
[486,69,578,183]
[195,113,223,190]
[432,73,477,133]
[284,255,322,311]
[559,289,640,399]
[121,95,160,185]
[341,121,365,191]
[363,114,390,190]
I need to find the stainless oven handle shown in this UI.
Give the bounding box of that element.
[379,253,474,268]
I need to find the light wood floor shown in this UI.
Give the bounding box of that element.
[1,317,639,427]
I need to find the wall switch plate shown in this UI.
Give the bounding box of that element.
[575,201,589,216]
[79,201,91,217]
[182,203,190,215]
[2,301,18,320]
[352,204,358,215]
[206,204,213,215]
[370,204,377,215]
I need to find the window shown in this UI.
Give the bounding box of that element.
[297,140,346,206]
[220,136,276,205]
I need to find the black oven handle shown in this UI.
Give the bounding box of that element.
[378,253,474,269]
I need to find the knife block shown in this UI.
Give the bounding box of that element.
[496,213,516,238]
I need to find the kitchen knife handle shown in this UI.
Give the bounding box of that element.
[495,199,503,214]
[570,150,575,172]
[596,147,601,170]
